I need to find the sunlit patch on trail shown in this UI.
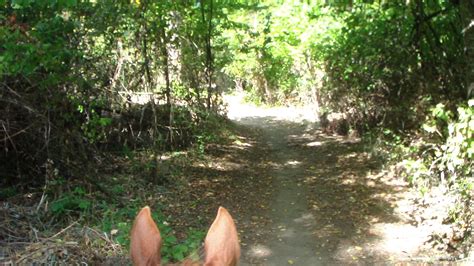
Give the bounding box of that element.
[231,139,253,150]
[285,160,301,166]
[246,244,272,258]
[370,223,430,255]
[306,141,323,147]
[294,212,315,226]
[328,221,433,263]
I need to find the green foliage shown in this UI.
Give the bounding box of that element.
[78,99,113,143]
[50,186,92,216]
[192,110,230,155]
[421,100,473,183]
[313,1,462,134]
[398,100,473,201]
[223,0,464,121]
[401,158,430,188]
[1,0,91,182]
[161,228,205,263]
[1,0,238,184]
[196,134,211,155]
[243,88,266,106]
[365,128,408,163]
[444,102,474,172]
[99,203,139,247]
[0,187,18,200]
[222,1,312,104]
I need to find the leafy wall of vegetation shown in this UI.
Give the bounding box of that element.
[1,0,231,185]
[222,2,472,180]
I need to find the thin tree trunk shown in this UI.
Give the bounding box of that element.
[159,18,171,109]
[201,0,214,110]
[110,40,123,92]
[411,0,424,56]
[140,2,160,154]
[460,0,474,98]
[158,15,173,147]
[142,35,152,87]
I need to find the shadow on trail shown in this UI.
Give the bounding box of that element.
[233,115,406,265]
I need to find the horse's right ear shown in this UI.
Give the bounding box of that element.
[130,206,162,266]
[203,207,240,266]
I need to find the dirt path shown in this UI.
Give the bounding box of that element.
[222,95,435,265]
[242,119,328,265]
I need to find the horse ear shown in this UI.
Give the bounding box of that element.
[130,206,162,266]
[203,207,240,266]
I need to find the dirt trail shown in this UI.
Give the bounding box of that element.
[223,95,435,265]
[232,112,339,265]
[248,120,328,265]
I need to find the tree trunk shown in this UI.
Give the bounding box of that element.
[158,14,174,147]
[140,2,160,154]
[201,0,214,110]
[460,0,474,98]
[160,24,171,109]
[411,0,424,55]
[346,0,353,11]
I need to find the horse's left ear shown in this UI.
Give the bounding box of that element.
[130,206,162,266]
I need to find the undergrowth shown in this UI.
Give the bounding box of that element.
[365,99,473,258]
[0,109,233,264]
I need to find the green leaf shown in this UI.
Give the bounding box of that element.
[99,117,112,126]
[79,199,91,210]
[422,123,437,134]
[165,235,177,245]
[11,0,33,9]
